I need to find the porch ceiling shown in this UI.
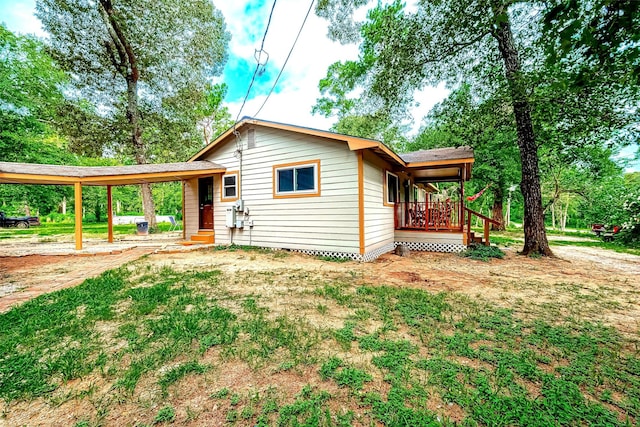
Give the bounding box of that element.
[0,161,226,186]
[407,164,471,183]
[400,146,474,182]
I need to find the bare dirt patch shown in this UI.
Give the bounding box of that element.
[2,244,639,332]
[0,248,156,311]
[1,243,639,426]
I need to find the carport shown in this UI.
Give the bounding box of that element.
[0,161,226,250]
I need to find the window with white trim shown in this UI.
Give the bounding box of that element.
[274,161,320,197]
[385,171,399,205]
[221,172,238,201]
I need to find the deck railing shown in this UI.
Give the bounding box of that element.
[463,207,501,246]
[394,201,462,231]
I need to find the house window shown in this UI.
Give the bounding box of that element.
[384,171,399,206]
[273,160,320,198]
[221,171,239,202]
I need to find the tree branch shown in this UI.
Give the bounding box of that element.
[98,0,139,81]
[419,28,492,65]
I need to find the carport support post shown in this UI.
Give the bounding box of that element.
[74,182,83,250]
[107,185,113,243]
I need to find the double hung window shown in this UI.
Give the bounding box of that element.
[385,171,399,206]
[221,172,239,201]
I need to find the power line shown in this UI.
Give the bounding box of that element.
[254,0,315,118]
[234,0,278,124]
[259,0,277,52]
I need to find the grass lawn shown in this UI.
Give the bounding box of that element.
[1,247,638,426]
[0,221,176,240]
[486,228,640,256]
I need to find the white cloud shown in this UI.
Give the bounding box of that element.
[216,0,448,134]
[0,0,45,37]
[217,0,359,130]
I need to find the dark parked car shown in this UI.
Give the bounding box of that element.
[0,211,40,228]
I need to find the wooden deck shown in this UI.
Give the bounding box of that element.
[394,201,463,232]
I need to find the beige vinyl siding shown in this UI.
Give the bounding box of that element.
[183,178,199,239]
[209,141,239,244]
[362,154,395,252]
[394,230,464,245]
[205,127,360,253]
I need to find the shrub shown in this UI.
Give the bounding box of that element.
[618,189,640,246]
[459,244,505,261]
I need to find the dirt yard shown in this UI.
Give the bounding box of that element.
[2,243,639,336]
[1,242,639,426]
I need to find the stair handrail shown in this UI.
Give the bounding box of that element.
[464,207,501,246]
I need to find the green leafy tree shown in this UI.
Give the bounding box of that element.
[0,25,65,135]
[619,187,640,245]
[406,84,521,230]
[578,172,640,244]
[316,0,554,255]
[0,25,75,215]
[36,0,230,228]
[543,0,640,85]
[315,0,638,255]
[199,83,234,146]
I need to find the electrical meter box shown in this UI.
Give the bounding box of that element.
[235,199,244,212]
[235,219,244,229]
[225,208,236,228]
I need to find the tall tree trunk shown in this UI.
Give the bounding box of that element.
[100,0,157,229]
[562,201,569,231]
[95,201,101,223]
[491,186,506,231]
[126,77,157,229]
[492,9,552,256]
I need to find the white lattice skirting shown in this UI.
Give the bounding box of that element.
[394,241,466,253]
[292,241,464,262]
[293,242,396,263]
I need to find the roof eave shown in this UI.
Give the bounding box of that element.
[405,157,475,169]
[189,118,408,167]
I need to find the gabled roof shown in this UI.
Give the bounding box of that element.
[0,160,226,186]
[190,118,473,179]
[189,117,406,166]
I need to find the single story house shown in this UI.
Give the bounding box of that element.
[183,118,477,261]
[0,117,490,258]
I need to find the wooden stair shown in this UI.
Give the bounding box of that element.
[180,230,214,246]
[468,231,484,245]
[464,209,501,246]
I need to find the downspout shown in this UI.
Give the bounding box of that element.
[233,129,244,200]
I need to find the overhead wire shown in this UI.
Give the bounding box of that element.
[230,0,278,206]
[254,0,315,118]
[234,0,278,125]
